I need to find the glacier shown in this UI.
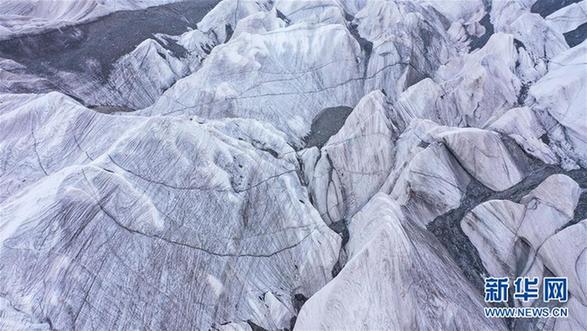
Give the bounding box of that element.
[0,0,586,330]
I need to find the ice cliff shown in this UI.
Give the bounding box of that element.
[0,0,585,330]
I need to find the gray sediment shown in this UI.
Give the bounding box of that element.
[0,0,219,77]
[303,106,354,149]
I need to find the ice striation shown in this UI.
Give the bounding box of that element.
[0,0,586,330]
[294,194,507,331]
[0,96,340,330]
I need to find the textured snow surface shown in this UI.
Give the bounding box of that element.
[295,193,507,331]
[0,0,586,330]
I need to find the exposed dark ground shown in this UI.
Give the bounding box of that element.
[304,106,354,149]
[0,0,218,78]
[564,22,587,47]
[469,13,494,50]
[531,0,582,17]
